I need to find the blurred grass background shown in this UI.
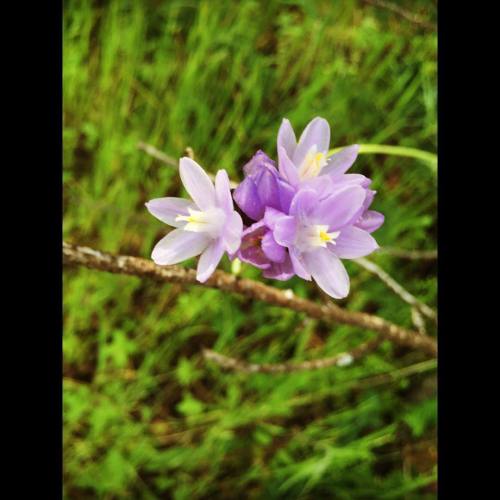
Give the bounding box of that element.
[63,0,437,498]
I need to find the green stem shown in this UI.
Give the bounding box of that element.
[329,144,437,173]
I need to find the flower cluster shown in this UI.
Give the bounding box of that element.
[146,117,384,299]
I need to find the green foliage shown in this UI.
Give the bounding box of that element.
[63,0,437,498]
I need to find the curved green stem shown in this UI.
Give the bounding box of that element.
[329,144,437,173]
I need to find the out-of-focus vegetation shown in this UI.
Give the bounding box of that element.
[63,1,437,498]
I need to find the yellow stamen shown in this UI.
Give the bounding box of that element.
[298,147,328,180]
[319,230,331,242]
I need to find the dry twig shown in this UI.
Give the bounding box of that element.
[202,337,382,374]
[354,257,437,323]
[137,141,238,188]
[137,141,178,167]
[362,0,435,30]
[63,242,437,357]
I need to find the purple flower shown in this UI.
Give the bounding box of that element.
[277,116,384,233]
[233,150,295,222]
[267,183,380,298]
[232,151,296,280]
[277,117,361,188]
[146,157,243,282]
[238,220,295,281]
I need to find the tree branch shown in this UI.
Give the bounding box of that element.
[202,337,382,374]
[63,242,437,357]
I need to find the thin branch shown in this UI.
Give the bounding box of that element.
[137,141,178,167]
[377,247,437,261]
[411,307,427,335]
[354,257,437,323]
[137,141,238,188]
[202,337,382,374]
[63,242,437,357]
[362,0,435,30]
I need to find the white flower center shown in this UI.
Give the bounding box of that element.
[296,224,340,252]
[175,207,226,237]
[298,145,328,180]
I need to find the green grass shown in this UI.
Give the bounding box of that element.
[63,0,437,498]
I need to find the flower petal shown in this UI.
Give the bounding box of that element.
[289,248,311,280]
[278,146,300,187]
[289,188,317,223]
[151,229,210,265]
[355,210,385,233]
[223,211,243,254]
[292,117,330,167]
[277,178,296,213]
[312,185,366,230]
[179,157,216,210]
[333,226,379,258]
[333,173,372,189]
[238,221,270,269]
[304,248,350,299]
[243,150,277,177]
[196,239,225,282]
[256,168,281,210]
[263,256,295,281]
[301,175,335,200]
[145,197,195,227]
[322,144,359,177]
[264,207,287,230]
[215,169,233,214]
[233,177,263,221]
[261,231,286,263]
[273,216,297,247]
[277,118,297,160]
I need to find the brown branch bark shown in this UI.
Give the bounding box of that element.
[202,337,382,374]
[362,0,435,30]
[63,242,437,357]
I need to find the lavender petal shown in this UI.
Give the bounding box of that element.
[312,185,366,230]
[222,211,243,254]
[179,157,216,210]
[263,256,295,281]
[333,226,379,258]
[196,239,225,282]
[145,197,195,227]
[151,229,210,265]
[278,146,300,187]
[322,144,359,177]
[215,169,233,214]
[304,247,350,299]
[261,231,286,263]
[355,210,385,233]
[292,117,330,166]
[277,118,297,160]
[273,215,297,247]
[233,177,264,221]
